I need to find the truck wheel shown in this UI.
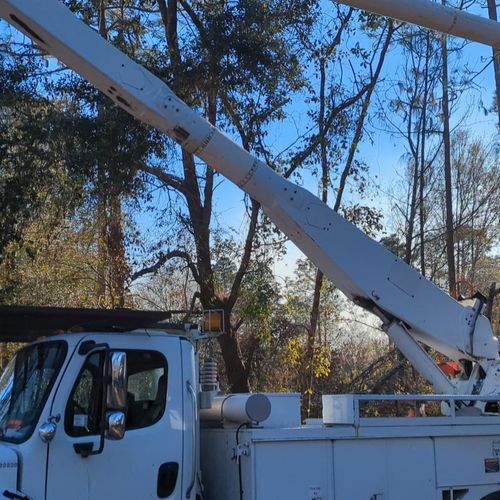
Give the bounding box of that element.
[481,493,500,500]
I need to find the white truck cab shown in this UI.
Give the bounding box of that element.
[0,328,198,500]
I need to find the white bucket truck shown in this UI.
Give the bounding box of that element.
[0,307,499,500]
[0,0,499,498]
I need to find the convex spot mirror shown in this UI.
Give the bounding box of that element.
[105,351,127,441]
[106,410,125,440]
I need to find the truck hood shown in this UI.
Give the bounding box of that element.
[0,445,19,492]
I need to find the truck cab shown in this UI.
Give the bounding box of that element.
[0,329,198,500]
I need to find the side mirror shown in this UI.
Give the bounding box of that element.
[105,351,127,441]
[107,351,127,410]
[106,411,126,440]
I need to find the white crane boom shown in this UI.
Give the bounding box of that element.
[338,0,500,48]
[0,0,498,395]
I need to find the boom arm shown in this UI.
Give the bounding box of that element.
[338,0,500,48]
[0,0,498,394]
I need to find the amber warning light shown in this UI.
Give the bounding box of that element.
[203,310,225,334]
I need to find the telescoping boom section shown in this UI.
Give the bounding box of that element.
[0,0,498,393]
[338,0,500,48]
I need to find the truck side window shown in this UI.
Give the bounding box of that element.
[65,351,104,437]
[126,351,167,430]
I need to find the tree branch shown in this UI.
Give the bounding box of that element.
[227,199,261,310]
[131,250,200,283]
[141,164,188,196]
[334,21,394,211]
[284,85,369,179]
[179,0,204,35]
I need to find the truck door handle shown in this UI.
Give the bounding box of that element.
[157,462,179,498]
[3,491,30,500]
[73,442,94,457]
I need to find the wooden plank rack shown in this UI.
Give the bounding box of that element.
[0,305,173,342]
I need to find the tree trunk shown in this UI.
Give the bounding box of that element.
[95,2,108,306]
[218,309,249,393]
[485,282,499,323]
[108,193,127,307]
[486,0,500,128]
[419,32,431,277]
[304,56,328,414]
[441,12,457,296]
[405,158,419,265]
[96,162,108,305]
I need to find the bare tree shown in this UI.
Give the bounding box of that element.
[440,0,457,295]
[297,14,395,414]
[486,0,500,127]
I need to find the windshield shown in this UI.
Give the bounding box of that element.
[0,341,67,443]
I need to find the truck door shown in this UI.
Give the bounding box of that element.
[44,335,186,500]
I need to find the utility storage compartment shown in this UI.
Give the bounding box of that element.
[333,438,436,499]
[200,428,334,500]
[435,436,500,488]
[252,440,333,499]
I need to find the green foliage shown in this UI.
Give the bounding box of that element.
[0,50,85,261]
[380,234,405,258]
[284,258,339,336]
[0,209,103,306]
